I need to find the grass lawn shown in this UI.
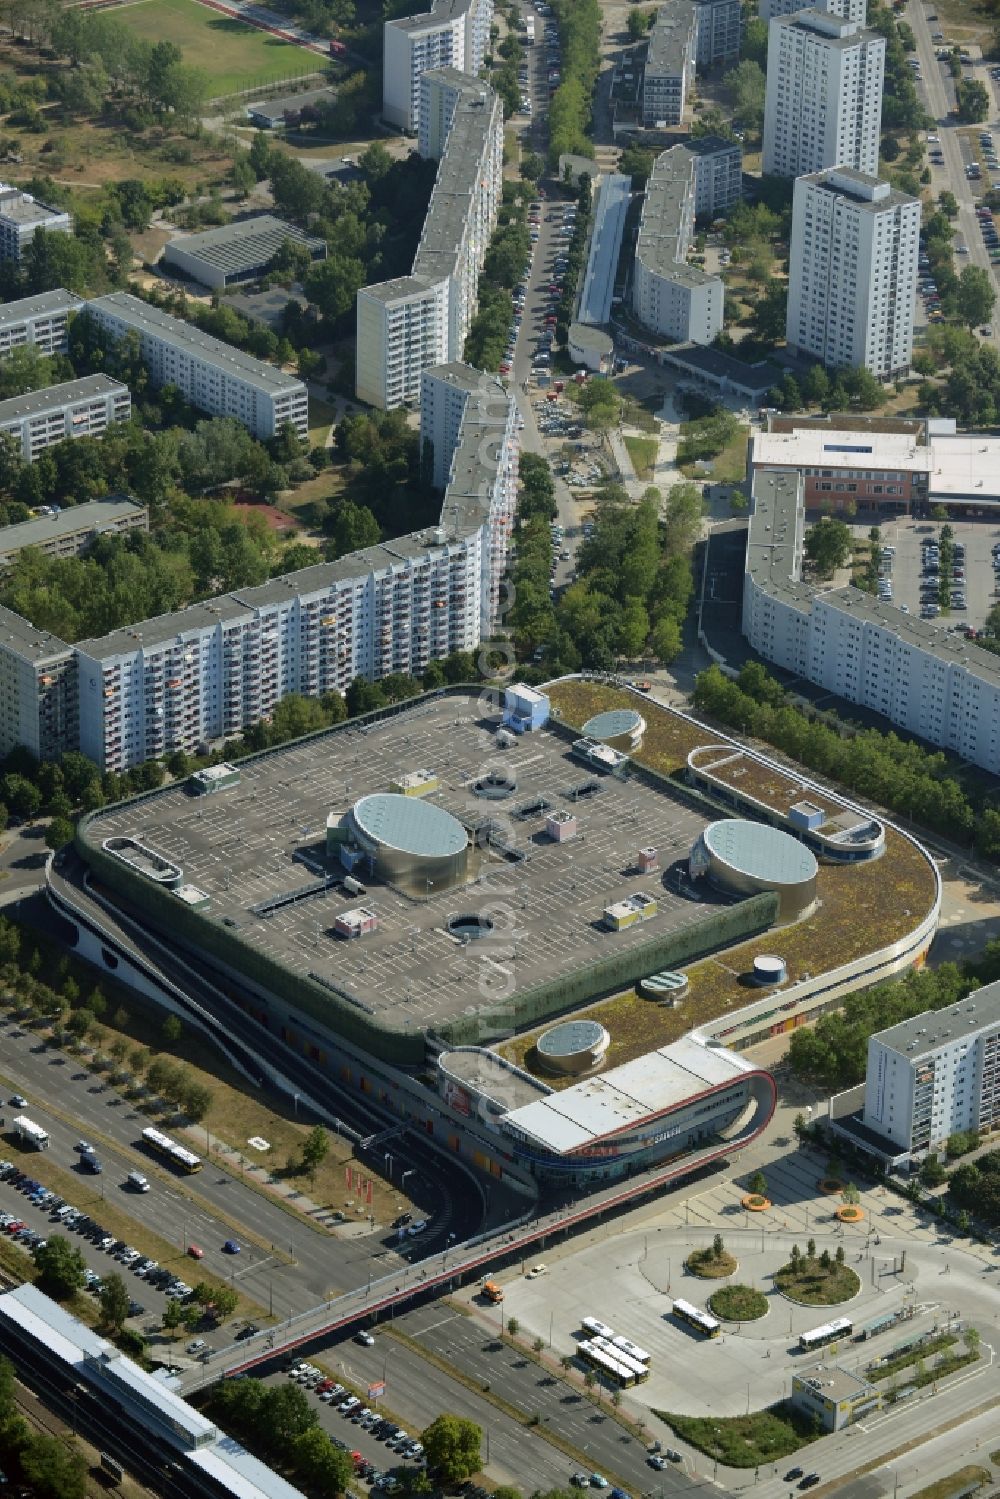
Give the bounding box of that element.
[678,423,749,484]
[774,1254,860,1306]
[709,1285,768,1320]
[912,1469,992,1499]
[278,466,344,527]
[118,0,317,95]
[308,395,339,447]
[686,1247,737,1279]
[624,434,658,480]
[656,1405,817,1468]
[932,0,994,43]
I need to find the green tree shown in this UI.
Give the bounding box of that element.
[258,1383,318,1460]
[956,77,989,122]
[920,1154,948,1187]
[804,516,852,578]
[44,816,75,850]
[292,1425,353,1493]
[725,60,766,133]
[627,7,653,37]
[506,1316,519,1337]
[956,264,996,329]
[712,1233,725,1260]
[939,190,959,218]
[842,1182,861,1206]
[33,1235,86,1298]
[162,1014,183,1043]
[421,1414,482,1484]
[98,1273,131,1336]
[301,1125,330,1181]
[20,1433,87,1499]
[748,1170,767,1197]
[650,614,682,665]
[748,280,787,345]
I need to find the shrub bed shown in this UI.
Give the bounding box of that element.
[656,1405,818,1468]
[773,1255,860,1306]
[686,1247,737,1279]
[708,1284,768,1321]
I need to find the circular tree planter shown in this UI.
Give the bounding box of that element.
[708,1284,768,1322]
[686,1248,739,1279]
[835,1205,864,1224]
[773,1255,861,1306]
[741,1194,771,1212]
[818,1177,845,1195]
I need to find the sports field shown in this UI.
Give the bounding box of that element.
[118,0,316,97]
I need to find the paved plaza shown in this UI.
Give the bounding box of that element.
[457,1106,1000,1496]
[85,693,724,1030]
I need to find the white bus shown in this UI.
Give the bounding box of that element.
[671,1298,721,1338]
[799,1317,853,1352]
[578,1340,637,1388]
[525,16,535,42]
[611,1334,651,1365]
[581,1316,615,1340]
[591,1336,649,1382]
[12,1116,49,1150]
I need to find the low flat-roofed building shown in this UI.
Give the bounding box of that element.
[577,173,631,328]
[499,1034,774,1182]
[0,494,147,568]
[791,1365,880,1431]
[162,215,327,290]
[0,288,83,356]
[750,424,929,513]
[568,322,614,373]
[659,341,781,402]
[245,86,336,129]
[0,375,131,462]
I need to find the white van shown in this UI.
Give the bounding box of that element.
[128,1171,150,1192]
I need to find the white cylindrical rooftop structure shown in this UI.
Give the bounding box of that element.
[690,819,818,924]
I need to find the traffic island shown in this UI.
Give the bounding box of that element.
[835,1205,864,1224]
[773,1251,861,1306]
[708,1284,768,1321]
[818,1177,845,1195]
[686,1245,738,1278]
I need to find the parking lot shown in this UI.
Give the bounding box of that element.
[0,1157,213,1334]
[859,515,1000,634]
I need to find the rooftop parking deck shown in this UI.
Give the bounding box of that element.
[80,693,733,1034]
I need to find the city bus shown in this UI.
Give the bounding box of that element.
[798,1316,853,1352]
[591,1336,649,1382]
[581,1316,615,1340]
[611,1334,650,1365]
[140,1126,202,1174]
[671,1298,721,1338]
[578,1340,637,1388]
